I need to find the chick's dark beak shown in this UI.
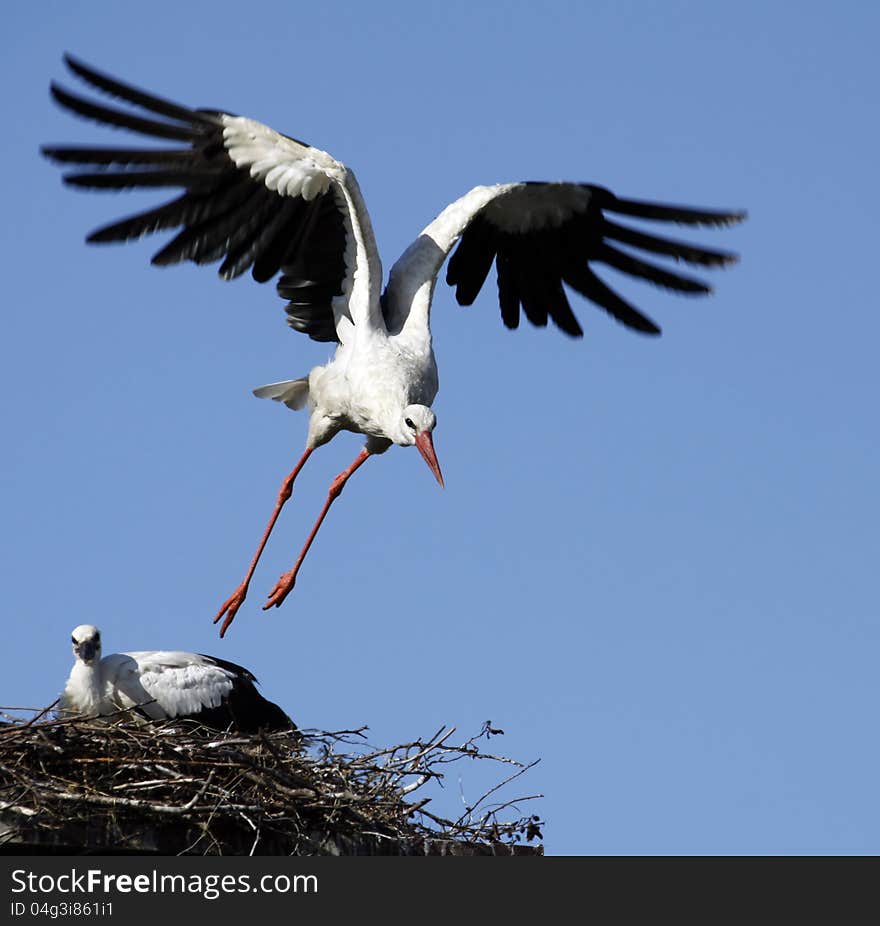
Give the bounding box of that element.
[77,641,98,663]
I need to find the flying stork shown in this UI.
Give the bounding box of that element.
[42,56,746,636]
[59,624,294,732]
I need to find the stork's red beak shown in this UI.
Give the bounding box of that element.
[415,431,444,488]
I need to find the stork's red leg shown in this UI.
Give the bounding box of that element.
[214,446,314,637]
[263,448,371,611]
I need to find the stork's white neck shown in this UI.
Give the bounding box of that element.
[61,660,104,716]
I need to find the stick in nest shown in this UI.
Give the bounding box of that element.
[0,707,544,855]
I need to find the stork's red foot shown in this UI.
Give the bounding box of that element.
[213,585,249,638]
[263,571,296,610]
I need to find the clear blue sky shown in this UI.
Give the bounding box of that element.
[2,1,878,855]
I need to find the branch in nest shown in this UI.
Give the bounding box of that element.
[0,707,544,854]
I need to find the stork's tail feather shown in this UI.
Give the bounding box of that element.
[253,377,310,410]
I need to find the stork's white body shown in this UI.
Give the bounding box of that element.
[44,56,745,635]
[61,648,238,720]
[303,335,439,452]
[59,625,292,730]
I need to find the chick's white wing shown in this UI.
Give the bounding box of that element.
[106,651,235,719]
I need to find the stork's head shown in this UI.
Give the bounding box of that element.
[400,404,444,488]
[70,624,102,665]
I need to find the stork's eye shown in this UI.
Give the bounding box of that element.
[405,417,416,430]
[71,636,76,644]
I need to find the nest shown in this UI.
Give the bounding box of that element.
[0,707,543,856]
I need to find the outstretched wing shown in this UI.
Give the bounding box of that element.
[42,55,383,344]
[387,182,745,337]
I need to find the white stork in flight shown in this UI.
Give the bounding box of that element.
[43,56,746,636]
[59,624,293,732]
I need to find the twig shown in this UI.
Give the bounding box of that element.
[0,713,544,853]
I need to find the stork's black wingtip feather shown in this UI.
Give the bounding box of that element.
[708,209,749,228]
[48,82,88,115]
[628,316,662,336]
[715,209,748,229]
[85,228,117,245]
[63,53,100,83]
